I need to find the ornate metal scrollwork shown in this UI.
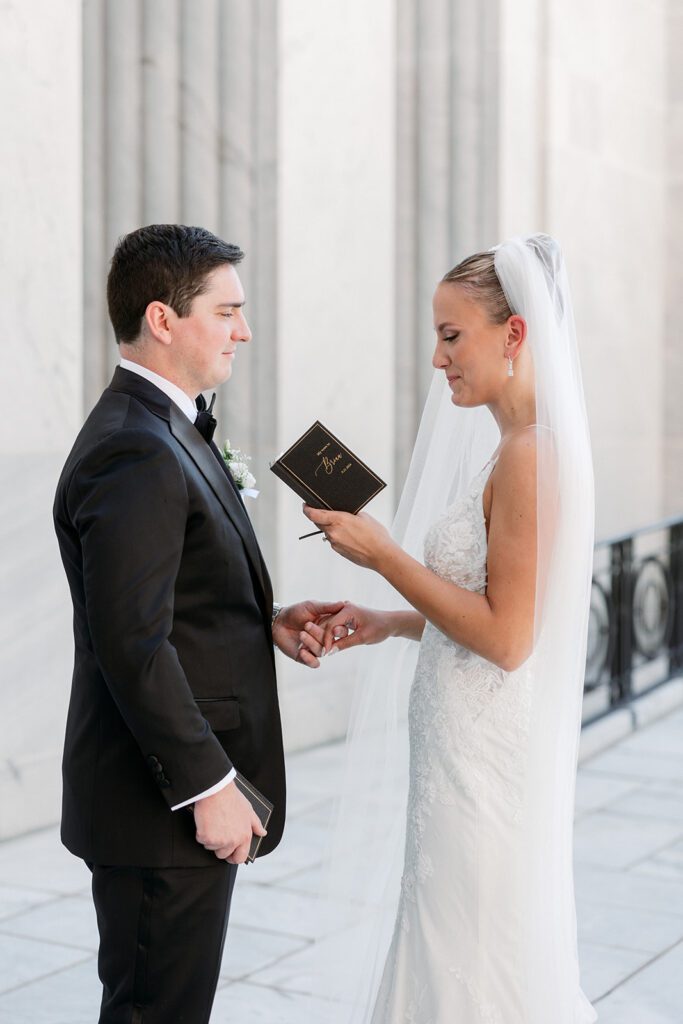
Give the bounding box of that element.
[585,580,613,688]
[632,556,673,660]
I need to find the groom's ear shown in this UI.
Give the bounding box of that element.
[143,300,174,347]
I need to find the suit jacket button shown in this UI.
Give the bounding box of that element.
[147,755,160,768]
[159,777,171,788]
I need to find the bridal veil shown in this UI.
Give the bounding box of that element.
[309,234,595,1023]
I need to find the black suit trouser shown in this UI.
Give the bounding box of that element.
[89,861,238,1024]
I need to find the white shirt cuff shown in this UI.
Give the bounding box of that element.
[171,768,236,811]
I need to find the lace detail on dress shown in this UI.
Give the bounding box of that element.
[448,967,505,1024]
[407,459,532,820]
[374,458,534,1022]
[422,464,491,595]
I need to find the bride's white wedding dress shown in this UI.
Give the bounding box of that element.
[370,455,596,1024]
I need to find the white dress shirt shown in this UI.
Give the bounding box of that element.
[119,359,236,809]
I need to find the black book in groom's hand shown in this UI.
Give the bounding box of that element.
[187,770,272,862]
[270,422,386,535]
[233,771,273,863]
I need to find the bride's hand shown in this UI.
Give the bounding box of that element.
[314,603,395,655]
[302,506,395,570]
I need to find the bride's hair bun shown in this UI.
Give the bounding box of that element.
[441,250,513,324]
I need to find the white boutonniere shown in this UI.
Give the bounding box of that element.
[220,440,259,499]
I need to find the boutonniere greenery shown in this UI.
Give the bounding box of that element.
[220,440,259,498]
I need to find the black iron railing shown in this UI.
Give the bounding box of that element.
[583,515,683,724]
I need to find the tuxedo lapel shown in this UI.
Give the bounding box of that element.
[108,367,268,606]
[207,439,273,605]
[169,408,268,600]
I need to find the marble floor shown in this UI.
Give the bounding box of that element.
[0,706,682,1023]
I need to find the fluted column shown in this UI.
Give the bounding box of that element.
[451,0,500,254]
[81,0,279,558]
[82,0,109,401]
[395,0,420,464]
[180,0,219,227]
[394,0,502,487]
[142,0,181,221]
[416,0,452,401]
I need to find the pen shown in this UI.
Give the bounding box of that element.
[298,529,324,540]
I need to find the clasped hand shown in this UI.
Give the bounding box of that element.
[271,598,349,667]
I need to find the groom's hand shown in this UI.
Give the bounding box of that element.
[193,782,267,864]
[272,600,347,667]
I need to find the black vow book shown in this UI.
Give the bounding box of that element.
[234,771,273,863]
[270,421,386,514]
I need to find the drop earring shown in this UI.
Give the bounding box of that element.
[507,356,514,377]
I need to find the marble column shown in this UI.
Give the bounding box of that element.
[142,0,181,222]
[394,0,502,489]
[81,0,279,558]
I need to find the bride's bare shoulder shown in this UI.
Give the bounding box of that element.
[495,428,538,478]
[483,430,538,532]
[489,429,538,515]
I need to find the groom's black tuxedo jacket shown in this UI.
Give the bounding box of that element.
[53,367,285,866]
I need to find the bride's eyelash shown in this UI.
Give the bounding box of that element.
[444,333,459,343]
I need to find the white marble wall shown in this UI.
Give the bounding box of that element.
[273,0,397,750]
[499,0,668,540]
[0,0,82,838]
[0,0,678,838]
[664,0,683,517]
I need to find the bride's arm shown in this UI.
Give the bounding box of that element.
[389,610,426,641]
[305,434,537,672]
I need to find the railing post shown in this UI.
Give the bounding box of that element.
[610,539,634,708]
[670,523,683,674]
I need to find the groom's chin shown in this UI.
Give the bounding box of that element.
[213,360,235,387]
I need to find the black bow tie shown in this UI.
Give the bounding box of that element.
[194,392,217,443]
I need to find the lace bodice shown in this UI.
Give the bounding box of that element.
[407,454,533,806]
[422,459,493,595]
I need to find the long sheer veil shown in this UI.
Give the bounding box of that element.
[309,234,595,1024]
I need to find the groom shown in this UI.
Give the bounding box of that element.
[53,224,338,1023]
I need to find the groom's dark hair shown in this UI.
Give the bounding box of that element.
[107,224,244,343]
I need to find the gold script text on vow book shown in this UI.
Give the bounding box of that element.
[270,421,386,513]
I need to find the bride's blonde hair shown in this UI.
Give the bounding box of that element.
[442,251,513,325]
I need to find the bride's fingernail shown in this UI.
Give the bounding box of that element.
[328,646,339,656]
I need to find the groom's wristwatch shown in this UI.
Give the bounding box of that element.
[271,602,284,626]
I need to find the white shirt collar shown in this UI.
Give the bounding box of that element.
[119,358,198,423]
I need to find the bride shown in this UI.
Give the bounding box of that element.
[301,235,597,1023]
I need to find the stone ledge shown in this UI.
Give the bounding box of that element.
[579,676,683,765]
